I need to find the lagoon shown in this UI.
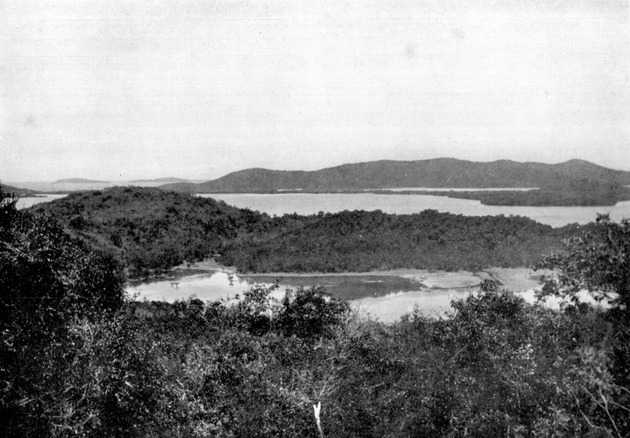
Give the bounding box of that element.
[126,269,480,322]
[127,265,603,322]
[126,266,560,322]
[16,194,69,209]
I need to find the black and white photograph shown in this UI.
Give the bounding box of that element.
[2,0,629,436]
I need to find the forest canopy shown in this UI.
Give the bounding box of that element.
[31,187,581,278]
[4,187,630,436]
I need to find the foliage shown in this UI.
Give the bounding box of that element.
[221,209,571,273]
[535,214,630,436]
[1,188,127,436]
[410,181,630,207]
[278,286,350,338]
[536,214,630,312]
[0,191,123,333]
[3,312,169,437]
[6,191,630,437]
[33,187,578,277]
[32,187,270,279]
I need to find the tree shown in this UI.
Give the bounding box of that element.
[278,286,350,339]
[536,214,630,436]
[0,188,18,236]
[536,214,630,314]
[0,207,124,332]
[0,189,127,436]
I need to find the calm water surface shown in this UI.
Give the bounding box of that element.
[127,270,433,303]
[126,270,481,322]
[16,194,68,209]
[127,269,601,322]
[377,187,537,192]
[202,193,630,227]
[127,269,569,322]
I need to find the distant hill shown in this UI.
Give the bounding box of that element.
[54,177,190,184]
[55,178,109,184]
[128,177,189,183]
[17,178,195,193]
[31,186,268,279]
[0,183,38,197]
[160,158,630,193]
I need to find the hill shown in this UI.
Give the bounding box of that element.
[160,158,630,193]
[17,178,197,193]
[55,178,109,183]
[31,187,269,278]
[31,187,577,278]
[128,177,189,183]
[0,183,38,197]
[220,209,573,273]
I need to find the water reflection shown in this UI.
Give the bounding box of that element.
[126,270,488,322]
[16,194,68,209]
[127,271,261,303]
[127,268,605,323]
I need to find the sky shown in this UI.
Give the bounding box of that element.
[1,0,629,182]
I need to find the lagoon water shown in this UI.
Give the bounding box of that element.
[126,269,483,322]
[127,271,257,303]
[378,187,537,192]
[202,193,630,227]
[126,268,596,322]
[16,195,68,209]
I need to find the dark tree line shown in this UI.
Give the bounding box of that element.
[378,180,630,206]
[220,209,575,273]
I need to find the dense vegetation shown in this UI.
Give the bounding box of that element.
[4,188,630,436]
[221,209,573,272]
[401,180,630,206]
[1,189,125,435]
[33,187,580,278]
[32,187,271,278]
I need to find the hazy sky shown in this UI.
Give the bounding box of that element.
[2,0,629,182]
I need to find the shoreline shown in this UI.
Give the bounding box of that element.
[128,261,552,321]
[136,259,547,294]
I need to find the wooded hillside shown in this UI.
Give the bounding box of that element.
[32,187,579,278]
[4,186,630,436]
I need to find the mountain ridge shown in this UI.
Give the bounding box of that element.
[128,177,189,183]
[55,178,109,184]
[160,158,630,193]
